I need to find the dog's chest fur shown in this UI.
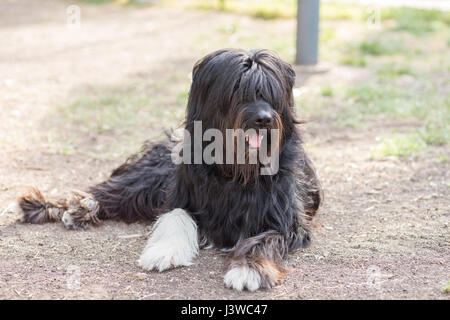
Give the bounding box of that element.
[171,162,299,249]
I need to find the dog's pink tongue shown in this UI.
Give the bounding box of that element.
[248,134,262,148]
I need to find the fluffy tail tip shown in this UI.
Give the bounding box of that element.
[17,188,64,224]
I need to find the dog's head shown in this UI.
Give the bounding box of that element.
[184,49,300,184]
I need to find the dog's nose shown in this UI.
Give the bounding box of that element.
[254,111,273,127]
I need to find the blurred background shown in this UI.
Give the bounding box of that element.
[0,0,449,299]
[1,0,448,158]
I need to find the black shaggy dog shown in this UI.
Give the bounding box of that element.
[18,49,322,291]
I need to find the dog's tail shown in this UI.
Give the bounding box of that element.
[17,188,100,229]
[17,188,67,224]
[15,141,174,228]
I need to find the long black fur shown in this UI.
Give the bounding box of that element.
[90,141,175,223]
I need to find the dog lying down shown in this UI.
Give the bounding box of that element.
[15,49,322,292]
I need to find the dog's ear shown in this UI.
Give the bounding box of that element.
[190,53,211,85]
[282,61,296,90]
[191,49,233,84]
[191,59,202,84]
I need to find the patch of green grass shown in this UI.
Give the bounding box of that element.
[295,85,364,128]
[339,55,367,67]
[376,63,414,78]
[365,92,448,158]
[417,102,450,145]
[186,0,365,21]
[439,155,449,163]
[345,84,403,115]
[380,7,450,35]
[53,83,187,158]
[372,133,427,158]
[358,38,405,56]
[334,111,363,128]
[443,281,450,293]
[345,82,449,125]
[59,90,153,134]
[337,36,406,67]
[344,83,441,119]
[320,86,334,97]
[333,22,427,68]
[337,41,368,67]
[187,0,296,19]
[346,84,395,104]
[252,6,288,20]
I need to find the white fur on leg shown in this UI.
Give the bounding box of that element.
[138,208,199,272]
[224,265,262,292]
[61,211,75,229]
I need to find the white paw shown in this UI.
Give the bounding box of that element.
[61,210,76,230]
[138,208,199,272]
[224,265,262,292]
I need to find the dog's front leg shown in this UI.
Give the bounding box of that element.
[138,208,199,272]
[223,230,292,292]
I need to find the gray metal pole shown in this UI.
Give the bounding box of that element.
[296,0,320,65]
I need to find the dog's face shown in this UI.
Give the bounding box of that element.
[232,99,282,151]
[185,49,299,184]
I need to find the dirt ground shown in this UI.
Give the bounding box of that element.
[0,0,448,300]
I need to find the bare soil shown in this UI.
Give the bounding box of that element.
[0,0,448,300]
